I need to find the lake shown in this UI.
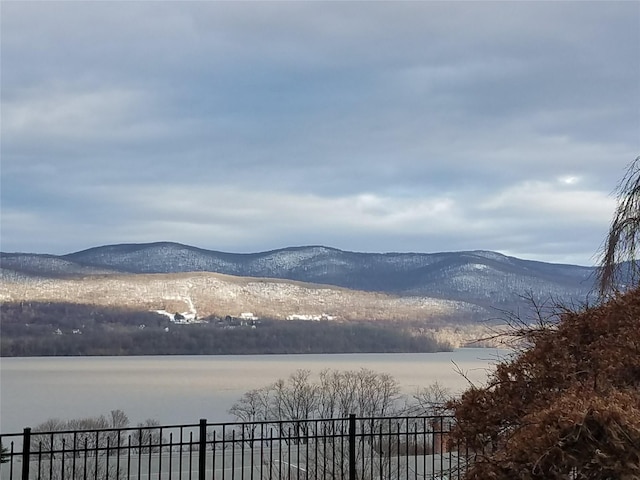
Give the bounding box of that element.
[0,349,511,434]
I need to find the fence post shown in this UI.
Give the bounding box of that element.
[198,419,207,480]
[348,414,356,480]
[21,428,31,480]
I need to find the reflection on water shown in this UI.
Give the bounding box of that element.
[0,349,511,433]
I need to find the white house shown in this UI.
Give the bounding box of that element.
[286,313,335,321]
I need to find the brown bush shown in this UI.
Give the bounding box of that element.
[449,287,640,479]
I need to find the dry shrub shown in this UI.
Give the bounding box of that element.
[449,287,640,479]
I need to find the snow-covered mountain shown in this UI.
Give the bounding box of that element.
[1,242,597,311]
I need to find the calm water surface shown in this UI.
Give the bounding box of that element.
[0,349,510,433]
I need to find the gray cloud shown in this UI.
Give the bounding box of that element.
[1,1,638,265]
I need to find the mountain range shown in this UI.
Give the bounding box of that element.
[1,242,597,314]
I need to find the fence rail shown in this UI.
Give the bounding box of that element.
[1,415,470,480]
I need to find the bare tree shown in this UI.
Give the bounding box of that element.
[271,370,318,423]
[228,369,416,480]
[405,381,452,416]
[314,369,402,419]
[229,387,272,423]
[229,368,403,424]
[598,155,640,296]
[228,386,272,448]
[0,440,9,464]
[132,418,165,453]
[109,409,130,429]
[32,413,132,480]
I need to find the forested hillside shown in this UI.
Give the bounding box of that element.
[0,302,451,356]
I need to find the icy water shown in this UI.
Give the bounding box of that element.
[0,349,509,433]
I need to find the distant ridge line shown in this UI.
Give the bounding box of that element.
[1,241,596,312]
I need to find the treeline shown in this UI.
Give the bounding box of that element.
[230,368,452,423]
[0,302,451,356]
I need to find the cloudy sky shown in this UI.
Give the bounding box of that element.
[1,1,639,265]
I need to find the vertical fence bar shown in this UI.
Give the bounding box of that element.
[378,421,384,480]
[336,421,341,480]
[313,422,318,480]
[9,441,16,480]
[404,418,409,480]
[232,429,236,480]
[422,417,426,480]
[348,414,356,480]
[170,433,175,480]
[126,436,132,480]
[387,418,392,480]
[178,429,183,480]
[116,430,121,480]
[431,419,436,478]
[223,425,227,480]
[439,416,444,476]
[396,421,400,480]
[198,420,207,480]
[72,432,78,480]
[61,438,67,480]
[412,421,417,480]
[241,428,246,480]
[37,441,42,480]
[286,427,291,480]
[188,431,194,480]
[94,431,100,480]
[304,423,309,480]
[268,428,274,480]
[21,428,31,480]
[147,432,152,480]
[260,424,265,480]
[137,429,142,480]
[105,437,110,480]
[447,419,453,480]
[277,425,282,480]
[369,419,374,480]
[211,430,217,480]
[296,424,300,480]
[48,433,54,480]
[360,419,365,480]
[82,437,88,480]
[158,427,164,480]
[249,426,255,480]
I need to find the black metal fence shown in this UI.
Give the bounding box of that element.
[1,415,470,480]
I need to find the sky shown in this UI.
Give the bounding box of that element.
[1,1,639,266]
